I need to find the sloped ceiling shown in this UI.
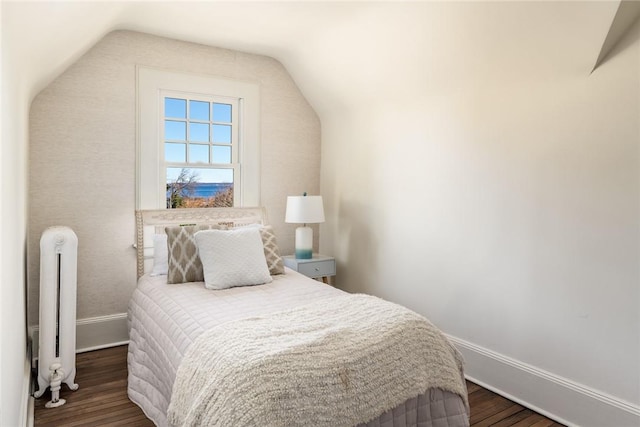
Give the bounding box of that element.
[2,1,627,119]
[593,0,640,71]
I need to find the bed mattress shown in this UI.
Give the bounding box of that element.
[127,269,469,427]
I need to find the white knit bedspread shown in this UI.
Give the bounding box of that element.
[167,293,467,427]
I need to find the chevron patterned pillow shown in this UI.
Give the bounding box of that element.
[258,225,285,275]
[165,224,223,284]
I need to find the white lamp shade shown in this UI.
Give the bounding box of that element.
[285,195,325,224]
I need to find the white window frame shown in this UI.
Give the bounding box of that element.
[137,67,260,209]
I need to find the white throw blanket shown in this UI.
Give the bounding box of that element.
[167,293,467,427]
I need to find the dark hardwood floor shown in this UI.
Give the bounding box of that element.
[34,346,153,427]
[34,345,564,426]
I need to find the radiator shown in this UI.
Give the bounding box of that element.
[33,226,79,407]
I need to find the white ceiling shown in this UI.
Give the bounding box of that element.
[1,1,625,118]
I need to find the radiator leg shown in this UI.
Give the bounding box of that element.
[45,361,66,408]
[33,379,47,398]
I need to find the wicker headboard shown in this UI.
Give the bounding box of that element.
[135,207,268,279]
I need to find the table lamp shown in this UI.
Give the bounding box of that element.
[285,193,325,259]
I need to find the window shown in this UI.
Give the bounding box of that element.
[137,67,260,210]
[163,94,238,208]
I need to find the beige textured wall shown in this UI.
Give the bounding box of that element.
[28,30,320,324]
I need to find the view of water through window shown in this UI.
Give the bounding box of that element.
[164,96,236,208]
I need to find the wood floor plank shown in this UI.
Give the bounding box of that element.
[34,345,564,427]
[511,413,549,427]
[35,394,129,423]
[35,383,129,414]
[468,388,497,407]
[470,394,520,424]
[473,405,527,427]
[37,393,132,423]
[530,419,557,427]
[490,408,537,426]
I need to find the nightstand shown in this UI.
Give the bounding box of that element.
[282,254,336,284]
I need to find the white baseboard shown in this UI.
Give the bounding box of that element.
[30,312,129,357]
[446,334,640,427]
[22,358,33,427]
[26,397,34,427]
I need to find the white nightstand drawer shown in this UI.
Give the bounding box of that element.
[282,255,336,282]
[298,260,336,278]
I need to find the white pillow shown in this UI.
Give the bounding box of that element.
[194,227,272,290]
[150,234,168,276]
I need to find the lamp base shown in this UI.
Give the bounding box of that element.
[295,226,313,259]
[295,249,313,259]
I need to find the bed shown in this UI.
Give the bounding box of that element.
[127,207,470,427]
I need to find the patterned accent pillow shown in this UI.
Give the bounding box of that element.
[258,226,284,275]
[165,224,222,284]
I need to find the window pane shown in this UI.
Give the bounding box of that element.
[165,120,186,140]
[198,168,232,183]
[212,124,231,143]
[189,123,209,142]
[165,98,186,119]
[167,167,195,183]
[212,145,231,164]
[213,103,232,123]
[189,101,209,121]
[166,167,233,185]
[165,143,186,162]
[166,167,234,208]
[189,144,209,163]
